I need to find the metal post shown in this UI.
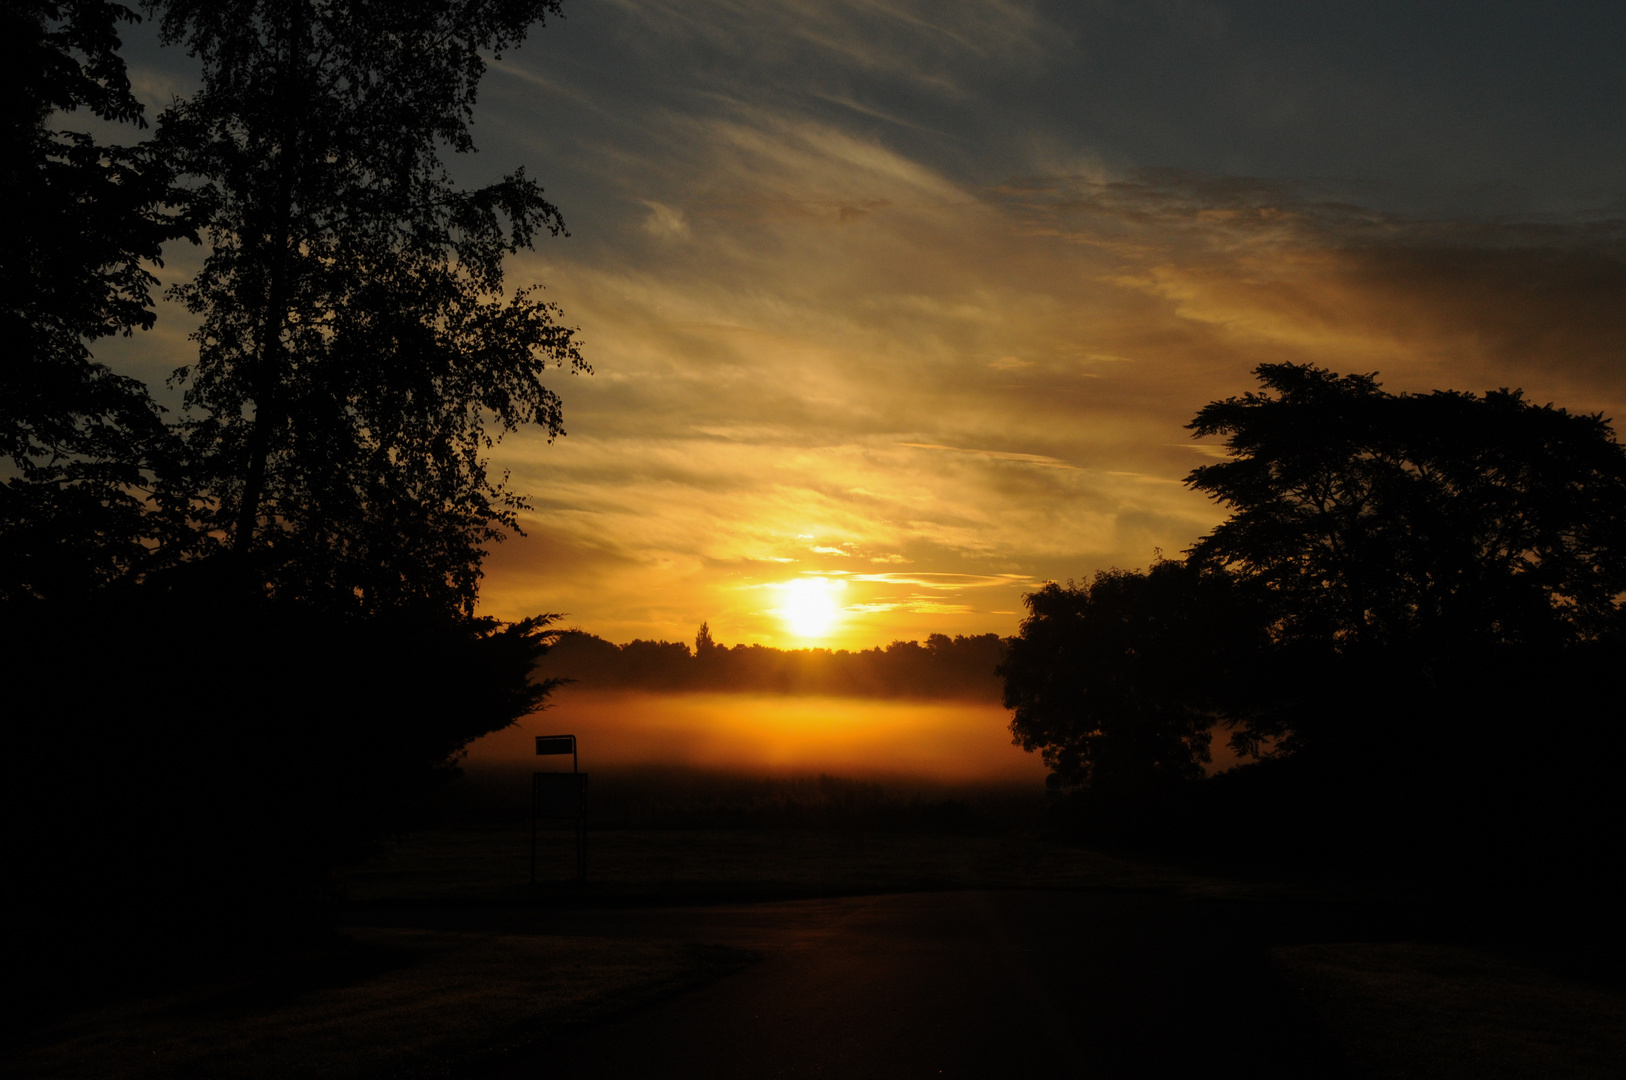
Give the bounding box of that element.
[576,774,588,882]
[534,735,585,885]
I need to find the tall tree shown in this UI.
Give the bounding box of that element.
[153,0,585,614]
[1181,363,1626,770]
[0,1,193,601]
[1186,363,1626,654]
[1004,366,1626,791]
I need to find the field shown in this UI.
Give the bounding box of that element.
[343,822,1242,906]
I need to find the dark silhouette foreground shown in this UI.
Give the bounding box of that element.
[5,0,578,988]
[5,571,558,993]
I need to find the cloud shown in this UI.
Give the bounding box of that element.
[852,573,1040,589]
[988,355,1033,370]
[639,200,691,240]
[898,442,1078,469]
[105,2,1626,651]
[481,152,1626,647]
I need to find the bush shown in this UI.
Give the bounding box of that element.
[4,569,555,983]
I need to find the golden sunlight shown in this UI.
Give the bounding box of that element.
[466,689,1047,783]
[777,576,848,639]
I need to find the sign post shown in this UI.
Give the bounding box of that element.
[531,734,587,883]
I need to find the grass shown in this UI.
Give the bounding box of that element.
[339,825,1269,907]
[1274,942,1626,1079]
[5,928,748,1080]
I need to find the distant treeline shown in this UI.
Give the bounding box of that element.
[536,625,1006,699]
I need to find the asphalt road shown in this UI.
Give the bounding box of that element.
[487,890,1355,1079]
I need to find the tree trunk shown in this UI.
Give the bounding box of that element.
[233,3,307,554]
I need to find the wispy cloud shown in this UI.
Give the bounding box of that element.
[109,1,1626,649]
[853,573,1040,589]
[898,443,1078,469]
[639,200,691,240]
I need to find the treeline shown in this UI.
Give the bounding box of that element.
[538,625,1007,699]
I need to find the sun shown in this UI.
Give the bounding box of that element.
[779,577,847,639]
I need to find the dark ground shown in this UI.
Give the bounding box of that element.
[14,825,1626,1079]
[338,828,1427,1080]
[472,889,1357,1079]
[340,824,1626,1080]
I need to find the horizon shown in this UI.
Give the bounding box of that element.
[552,624,1011,650]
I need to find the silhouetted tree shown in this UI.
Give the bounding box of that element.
[1000,561,1265,792]
[1188,363,1626,650]
[1186,363,1626,759]
[1,1,195,601]
[1001,364,1626,867]
[152,0,585,614]
[7,3,588,978]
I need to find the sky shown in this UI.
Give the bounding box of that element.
[109,1,1626,650]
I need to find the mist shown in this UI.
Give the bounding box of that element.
[462,686,1043,784]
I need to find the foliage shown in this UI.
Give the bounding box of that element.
[152,0,586,615]
[1000,562,1266,790]
[1183,363,1626,764]
[1187,363,1626,653]
[6,3,588,965]
[1002,365,1626,863]
[7,584,562,969]
[0,1,196,601]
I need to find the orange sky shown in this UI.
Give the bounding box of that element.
[104,3,1626,651]
[473,171,1626,648]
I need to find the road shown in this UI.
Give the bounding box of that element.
[486,889,1355,1079]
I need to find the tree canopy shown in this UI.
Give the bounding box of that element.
[1,1,195,601]
[1187,363,1626,653]
[6,2,586,969]
[1004,363,1626,808]
[153,0,585,614]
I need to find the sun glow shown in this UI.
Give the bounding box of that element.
[777,577,847,639]
[465,689,1048,783]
